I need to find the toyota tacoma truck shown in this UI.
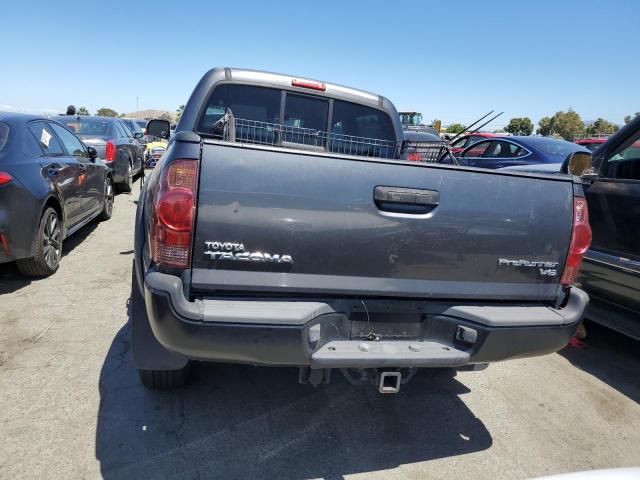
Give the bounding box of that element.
[132,67,590,392]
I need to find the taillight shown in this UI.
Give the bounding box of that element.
[561,197,592,285]
[150,159,198,268]
[105,142,116,163]
[407,151,421,162]
[0,172,13,186]
[291,79,326,91]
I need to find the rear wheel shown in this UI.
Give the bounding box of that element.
[120,161,132,193]
[17,207,62,277]
[131,265,190,389]
[98,176,114,221]
[138,366,191,389]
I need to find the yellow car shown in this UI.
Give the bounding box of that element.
[144,140,167,168]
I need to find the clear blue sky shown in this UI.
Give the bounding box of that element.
[1,0,638,127]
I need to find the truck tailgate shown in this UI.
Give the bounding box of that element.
[191,142,574,301]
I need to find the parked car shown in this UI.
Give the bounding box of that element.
[131,67,588,391]
[449,132,498,155]
[0,113,113,276]
[57,115,144,192]
[500,117,640,340]
[135,119,149,135]
[457,136,589,169]
[580,119,640,339]
[144,141,167,168]
[576,137,607,152]
[121,118,147,142]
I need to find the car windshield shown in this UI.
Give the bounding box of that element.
[62,118,112,136]
[135,120,147,128]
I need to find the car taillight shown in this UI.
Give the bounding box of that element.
[150,159,198,268]
[105,142,116,163]
[560,197,592,286]
[0,172,13,186]
[291,79,326,91]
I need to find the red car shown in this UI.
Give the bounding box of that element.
[575,138,607,152]
[449,132,499,155]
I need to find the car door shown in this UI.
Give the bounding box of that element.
[27,121,84,229]
[49,122,102,217]
[457,140,493,167]
[581,140,640,338]
[479,140,530,169]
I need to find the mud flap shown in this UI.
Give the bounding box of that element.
[130,266,188,370]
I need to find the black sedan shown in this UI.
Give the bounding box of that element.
[457,136,588,169]
[0,113,114,276]
[57,115,144,192]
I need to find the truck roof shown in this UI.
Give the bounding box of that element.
[177,67,402,140]
[208,67,387,109]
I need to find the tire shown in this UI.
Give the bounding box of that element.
[98,176,114,221]
[138,365,190,389]
[17,207,62,277]
[120,161,132,193]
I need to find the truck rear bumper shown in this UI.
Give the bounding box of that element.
[142,272,588,369]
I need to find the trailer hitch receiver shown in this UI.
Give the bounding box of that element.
[378,371,402,394]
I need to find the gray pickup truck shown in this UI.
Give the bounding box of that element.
[132,67,590,392]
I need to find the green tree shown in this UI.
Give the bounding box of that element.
[504,117,533,136]
[585,118,619,136]
[551,109,584,141]
[77,106,90,115]
[624,112,639,124]
[445,123,466,135]
[176,104,185,123]
[96,108,118,117]
[536,116,554,136]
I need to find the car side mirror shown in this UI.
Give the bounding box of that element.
[133,132,143,139]
[561,151,597,182]
[146,119,171,140]
[87,145,98,160]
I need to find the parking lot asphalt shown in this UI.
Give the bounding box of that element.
[0,178,639,480]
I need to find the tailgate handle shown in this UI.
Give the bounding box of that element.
[374,186,439,206]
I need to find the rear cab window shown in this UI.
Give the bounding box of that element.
[196,83,396,157]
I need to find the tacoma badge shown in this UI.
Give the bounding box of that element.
[204,241,294,264]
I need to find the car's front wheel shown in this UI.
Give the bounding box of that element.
[17,207,62,277]
[98,176,114,221]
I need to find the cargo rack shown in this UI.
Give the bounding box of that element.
[208,109,456,164]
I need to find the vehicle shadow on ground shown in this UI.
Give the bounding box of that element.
[95,306,492,479]
[0,220,98,295]
[559,320,640,404]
